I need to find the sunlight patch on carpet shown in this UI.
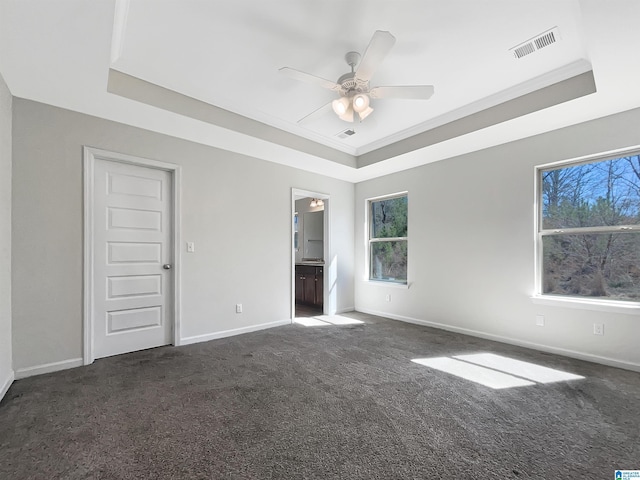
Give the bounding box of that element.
[454,353,584,384]
[316,315,364,325]
[412,353,584,389]
[412,357,535,389]
[294,315,364,327]
[294,318,331,327]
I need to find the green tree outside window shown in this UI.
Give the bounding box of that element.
[369,195,408,283]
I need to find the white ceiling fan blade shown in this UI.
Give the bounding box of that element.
[297,101,333,124]
[370,85,435,100]
[354,30,396,83]
[279,67,341,91]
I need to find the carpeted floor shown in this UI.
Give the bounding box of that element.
[1,312,639,479]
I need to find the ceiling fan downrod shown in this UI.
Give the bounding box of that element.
[333,51,374,122]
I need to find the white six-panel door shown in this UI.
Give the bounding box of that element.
[92,159,173,359]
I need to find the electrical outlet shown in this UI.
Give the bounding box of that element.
[535,315,545,327]
[385,294,391,302]
[236,303,243,314]
[593,323,604,336]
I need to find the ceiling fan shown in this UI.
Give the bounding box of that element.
[279,30,435,124]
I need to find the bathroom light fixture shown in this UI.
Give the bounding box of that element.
[309,198,324,208]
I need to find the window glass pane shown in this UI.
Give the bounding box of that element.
[370,241,407,282]
[541,155,640,229]
[371,196,408,238]
[542,232,640,300]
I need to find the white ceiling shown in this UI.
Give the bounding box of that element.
[1,0,640,182]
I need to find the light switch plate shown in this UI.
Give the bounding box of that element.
[187,242,195,253]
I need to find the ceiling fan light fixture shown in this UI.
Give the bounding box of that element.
[338,105,354,122]
[332,97,350,116]
[352,93,370,113]
[358,106,374,121]
[281,30,435,126]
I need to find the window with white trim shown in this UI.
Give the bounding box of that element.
[368,193,408,283]
[538,152,640,302]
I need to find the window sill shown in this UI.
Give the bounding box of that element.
[364,280,410,289]
[531,294,640,315]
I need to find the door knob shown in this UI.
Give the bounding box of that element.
[163,264,172,270]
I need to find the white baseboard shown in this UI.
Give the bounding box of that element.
[14,357,84,380]
[0,370,14,402]
[336,307,356,314]
[357,308,640,373]
[13,320,293,378]
[180,319,291,346]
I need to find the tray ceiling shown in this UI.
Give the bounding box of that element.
[1,0,640,182]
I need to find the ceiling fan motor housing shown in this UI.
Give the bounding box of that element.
[337,73,370,97]
[337,51,369,97]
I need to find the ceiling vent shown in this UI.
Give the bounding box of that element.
[510,27,559,59]
[336,129,356,139]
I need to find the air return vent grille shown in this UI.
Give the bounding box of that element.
[513,43,536,59]
[510,27,559,59]
[535,30,556,49]
[336,129,356,139]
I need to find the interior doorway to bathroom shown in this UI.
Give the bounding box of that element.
[291,189,329,320]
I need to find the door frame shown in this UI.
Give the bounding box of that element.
[291,188,332,321]
[83,146,182,365]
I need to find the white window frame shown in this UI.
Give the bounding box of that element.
[366,192,408,285]
[534,146,640,313]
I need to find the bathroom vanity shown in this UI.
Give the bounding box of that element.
[295,263,323,308]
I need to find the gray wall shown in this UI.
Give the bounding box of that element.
[9,93,640,376]
[11,99,355,372]
[355,107,640,370]
[0,73,12,397]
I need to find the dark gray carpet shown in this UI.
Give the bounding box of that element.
[1,312,639,479]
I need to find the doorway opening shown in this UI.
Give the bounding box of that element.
[291,189,330,321]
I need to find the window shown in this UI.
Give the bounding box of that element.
[538,152,640,302]
[368,193,408,283]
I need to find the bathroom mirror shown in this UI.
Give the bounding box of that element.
[303,211,323,261]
